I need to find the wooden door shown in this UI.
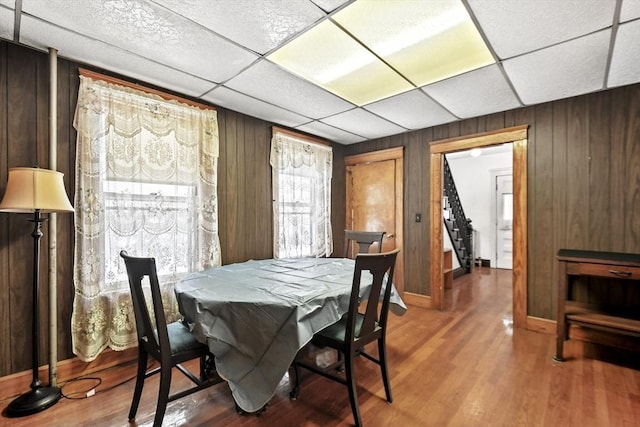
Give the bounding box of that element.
[495,174,513,269]
[346,148,404,293]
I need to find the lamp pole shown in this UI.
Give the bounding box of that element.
[6,209,62,416]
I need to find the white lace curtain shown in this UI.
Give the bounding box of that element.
[71,76,221,361]
[270,131,333,258]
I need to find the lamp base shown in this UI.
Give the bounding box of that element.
[6,386,61,417]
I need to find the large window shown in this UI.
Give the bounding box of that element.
[71,75,221,361]
[270,129,333,258]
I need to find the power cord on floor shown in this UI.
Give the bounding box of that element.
[59,359,152,400]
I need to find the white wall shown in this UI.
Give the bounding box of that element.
[446,149,512,267]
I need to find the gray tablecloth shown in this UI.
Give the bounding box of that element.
[174,257,406,412]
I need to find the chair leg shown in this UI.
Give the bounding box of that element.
[344,354,362,427]
[289,362,301,399]
[153,362,172,427]
[378,338,393,403]
[128,348,148,420]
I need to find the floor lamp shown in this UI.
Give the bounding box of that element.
[0,167,74,417]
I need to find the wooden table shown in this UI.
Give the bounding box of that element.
[554,249,640,361]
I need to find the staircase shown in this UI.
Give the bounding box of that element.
[443,155,473,273]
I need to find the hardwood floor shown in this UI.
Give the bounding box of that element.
[2,268,639,426]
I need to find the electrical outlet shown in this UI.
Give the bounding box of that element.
[415,213,422,222]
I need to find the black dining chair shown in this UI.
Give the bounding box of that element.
[290,248,400,427]
[343,230,386,258]
[120,250,224,427]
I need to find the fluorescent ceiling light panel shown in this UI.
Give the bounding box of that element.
[333,0,494,87]
[269,0,493,106]
[269,19,413,106]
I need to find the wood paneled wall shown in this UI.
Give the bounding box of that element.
[344,87,640,321]
[1,40,639,379]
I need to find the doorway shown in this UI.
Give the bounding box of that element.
[495,172,513,269]
[345,147,404,293]
[429,126,528,328]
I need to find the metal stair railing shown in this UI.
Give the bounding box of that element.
[443,155,473,272]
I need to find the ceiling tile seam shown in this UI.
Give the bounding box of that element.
[355,107,411,132]
[255,56,359,110]
[12,0,22,43]
[497,26,617,63]
[462,0,524,107]
[17,11,222,90]
[150,0,274,57]
[196,57,269,99]
[327,16,419,92]
[207,84,317,122]
[295,119,367,140]
[602,0,624,89]
[258,13,334,59]
[411,88,463,121]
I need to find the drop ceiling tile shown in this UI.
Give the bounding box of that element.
[225,59,354,119]
[620,0,640,21]
[21,0,258,83]
[202,86,310,128]
[321,108,407,140]
[364,90,457,130]
[153,0,325,54]
[0,6,13,40]
[608,20,640,88]
[19,17,216,98]
[295,121,366,145]
[422,64,520,118]
[504,30,610,105]
[468,0,616,59]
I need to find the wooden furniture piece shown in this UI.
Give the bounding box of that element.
[443,249,453,289]
[343,230,385,258]
[120,251,224,427]
[554,249,640,362]
[290,249,400,427]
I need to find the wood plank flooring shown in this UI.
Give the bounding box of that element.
[2,267,639,426]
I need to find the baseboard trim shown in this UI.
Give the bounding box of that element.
[403,292,431,308]
[0,347,138,403]
[526,316,555,334]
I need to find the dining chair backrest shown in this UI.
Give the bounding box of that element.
[120,250,167,359]
[348,248,399,344]
[343,230,386,258]
[120,250,223,427]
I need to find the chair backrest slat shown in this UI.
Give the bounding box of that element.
[343,230,386,258]
[120,250,169,357]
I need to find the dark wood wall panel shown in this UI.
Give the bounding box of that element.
[344,85,640,321]
[0,42,9,375]
[1,40,639,379]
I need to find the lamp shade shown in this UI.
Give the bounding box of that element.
[0,167,74,213]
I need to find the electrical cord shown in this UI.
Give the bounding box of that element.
[59,359,152,400]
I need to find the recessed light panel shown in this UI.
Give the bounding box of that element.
[269,0,493,106]
[334,0,494,87]
[269,19,413,106]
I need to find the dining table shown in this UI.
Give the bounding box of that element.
[174,256,407,413]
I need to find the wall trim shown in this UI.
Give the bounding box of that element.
[403,292,431,308]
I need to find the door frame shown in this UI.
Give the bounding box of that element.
[429,125,528,328]
[346,147,404,293]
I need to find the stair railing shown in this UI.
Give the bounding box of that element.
[443,155,473,271]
